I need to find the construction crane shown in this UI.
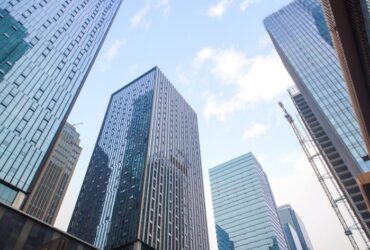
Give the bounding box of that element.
[279,101,370,250]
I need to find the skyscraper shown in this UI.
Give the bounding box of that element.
[265,0,370,237]
[321,0,370,155]
[0,0,122,206]
[278,205,313,250]
[320,0,370,209]
[68,67,209,250]
[22,122,82,225]
[289,89,370,236]
[209,153,288,250]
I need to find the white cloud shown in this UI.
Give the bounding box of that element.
[207,0,234,18]
[194,47,249,84]
[101,39,126,71]
[131,1,151,28]
[196,47,293,120]
[207,0,261,17]
[240,0,260,12]
[128,63,140,76]
[243,122,269,139]
[156,0,170,15]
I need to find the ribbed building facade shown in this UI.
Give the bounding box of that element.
[278,205,313,250]
[320,0,370,155]
[0,0,122,206]
[264,0,370,238]
[68,67,209,250]
[289,90,370,234]
[209,153,288,250]
[22,122,81,225]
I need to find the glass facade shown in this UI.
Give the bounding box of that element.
[290,91,370,235]
[216,224,235,250]
[22,122,82,225]
[264,0,370,172]
[278,205,313,250]
[209,153,288,250]
[281,224,303,250]
[68,67,209,250]
[0,0,122,202]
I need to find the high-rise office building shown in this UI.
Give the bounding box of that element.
[22,122,81,225]
[216,224,234,250]
[0,0,122,206]
[320,0,370,209]
[68,67,209,250]
[209,153,288,250]
[289,89,370,236]
[321,0,370,155]
[265,0,370,237]
[264,0,370,173]
[278,205,313,250]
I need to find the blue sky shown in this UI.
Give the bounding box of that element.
[55,1,351,249]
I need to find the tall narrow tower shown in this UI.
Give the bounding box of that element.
[0,0,122,206]
[68,67,209,250]
[264,0,370,237]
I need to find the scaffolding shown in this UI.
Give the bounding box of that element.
[279,97,370,250]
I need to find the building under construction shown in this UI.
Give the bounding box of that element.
[280,88,370,249]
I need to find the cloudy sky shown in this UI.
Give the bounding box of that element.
[55,1,352,249]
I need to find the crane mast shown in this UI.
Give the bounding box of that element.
[279,101,370,250]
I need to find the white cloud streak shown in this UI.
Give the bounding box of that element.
[240,0,260,12]
[207,0,260,17]
[156,0,170,15]
[243,122,269,139]
[101,39,126,72]
[207,0,234,18]
[131,1,151,28]
[195,47,293,120]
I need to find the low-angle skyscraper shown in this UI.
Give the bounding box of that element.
[22,122,81,225]
[321,0,370,155]
[0,0,122,206]
[209,153,288,250]
[278,205,313,250]
[289,89,370,236]
[68,67,209,250]
[265,0,370,238]
[320,0,370,211]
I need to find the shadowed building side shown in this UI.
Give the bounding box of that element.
[22,122,82,225]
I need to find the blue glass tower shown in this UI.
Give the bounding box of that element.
[68,67,209,250]
[278,205,313,250]
[0,0,122,206]
[209,153,288,250]
[265,0,370,238]
[264,0,370,172]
